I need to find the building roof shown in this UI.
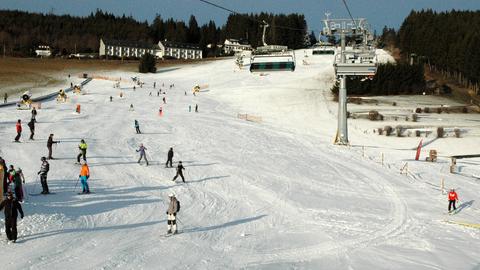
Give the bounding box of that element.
[102,38,156,49]
[162,41,201,50]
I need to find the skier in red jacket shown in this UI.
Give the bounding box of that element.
[14,119,22,142]
[448,189,459,212]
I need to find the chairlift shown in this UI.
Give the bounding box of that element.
[312,42,336,55]
[250,22,296,72]
[334,48,377,76]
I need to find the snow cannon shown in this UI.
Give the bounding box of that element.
[56,89,68,103]
[16,90,32,110]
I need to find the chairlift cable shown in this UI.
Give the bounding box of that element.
[340,0,357,28]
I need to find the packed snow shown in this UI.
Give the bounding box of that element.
[0,50,479,270]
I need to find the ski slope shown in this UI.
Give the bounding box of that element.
[0,51,479,270]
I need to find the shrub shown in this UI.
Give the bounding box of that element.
[395,125,404,137]
[415,108,422,113]
[424,107,430,113]
[436,107,442,114]
[368,110,379,121]
[437,127,444,138]
[384,125,393,136]
[454,128,461,138]
[379,114,384,121]
[462,107,468,113]
[377,128,383,135]
[415,130,421,137]
[392,102,397,106]
[412,113,418,122]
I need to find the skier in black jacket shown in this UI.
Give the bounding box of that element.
[37,157,50,194]
[47,134,59,159]
[172,161,185,183]
[0,191,24,242]
[27,119,35,140]
[165,147,174,168]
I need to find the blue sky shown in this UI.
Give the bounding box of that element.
[1,0,479,34]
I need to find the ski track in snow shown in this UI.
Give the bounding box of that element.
[0,51,479,269]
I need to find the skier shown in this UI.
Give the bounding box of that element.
[13,168,24,202]
[37,157,50,194]
[149,92,152,96]
[79,162,90,194]
[153,82,156,88]
[47,134,59,160]
[129,104,134,111]
[157,91,160,97]
[110,96,113,102]
[77,139,87,163]
[165,147,174,168]
[31,107,37,122]
[184,91,187,96]
[7,165,16,193]
[195,104,198,113]
[172,161,185,183]
[27,118,35,140]
[189,105,191,112]
[0,191,24,243]
[133,85,136,91]
[159,106,163,116]
[166,193,180,234]
[3,93,7,103]
[163,97,166,104]
[136,143,149,166]
[0,159,4,200]
[134,120,141,134]
[14,119,22,142]
[448,188,459,212]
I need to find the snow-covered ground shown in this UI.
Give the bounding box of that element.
[0,50,479,270]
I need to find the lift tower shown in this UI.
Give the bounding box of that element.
[322,17,377,145]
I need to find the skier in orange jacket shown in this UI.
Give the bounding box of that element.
[79,162,90,194]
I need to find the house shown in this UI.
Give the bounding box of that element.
[223,39,252,55]
[99,38,202,60]
[158,41,202,60]
[99,38,162,59]
[35,45,52,57]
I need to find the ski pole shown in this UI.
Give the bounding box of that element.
[73,176,80,192]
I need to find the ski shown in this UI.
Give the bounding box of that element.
[29,192,55,196]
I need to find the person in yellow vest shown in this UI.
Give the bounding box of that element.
[77,139,87,164]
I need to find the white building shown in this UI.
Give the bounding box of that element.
[99,38,202,60]
[99,39,161,59]
[158,41,202,60]
[223,39,252,55]
[35,45,52,57]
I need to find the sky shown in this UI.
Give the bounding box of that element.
[1,0,479,35]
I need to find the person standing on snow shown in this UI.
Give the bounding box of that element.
[14,119,22,142]
[79,162,90,194]
[0,157,7,198]
[448,188,459,212]
[31,107,37,123]
[27,118,35,140]
[134,120,141,134]
[0,191,24,243]
[47,134,59,159]
[136,143,149,166]
[172,161,185,183]
[166,193,180,234]
[165,147,174,168]
[37,157,50,194]
[6,165,16,193]
[13,168,25,202]
[0,159,4,200]
[77,139,87,163]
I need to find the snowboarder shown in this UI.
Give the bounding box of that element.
[0,191,24,243]
[27,118,35,140]
[31,107,37,122]
[47,134,59,159]
[134,120,141,134]
[37,157,50,194]
[166,193,180,234]
[136,144,149,166]
[77,139,87,163]
[172,161,185,183]
[165,147,174,168]
[13,168,24,202]
[448,188,459,212]
[195,104,198,113]
[14,119,22,142]
[79,162,90,194]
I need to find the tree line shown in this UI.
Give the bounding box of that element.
[382,9,480,92]
[0,9,307,57]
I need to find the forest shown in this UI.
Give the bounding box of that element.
[0,10,307,57]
